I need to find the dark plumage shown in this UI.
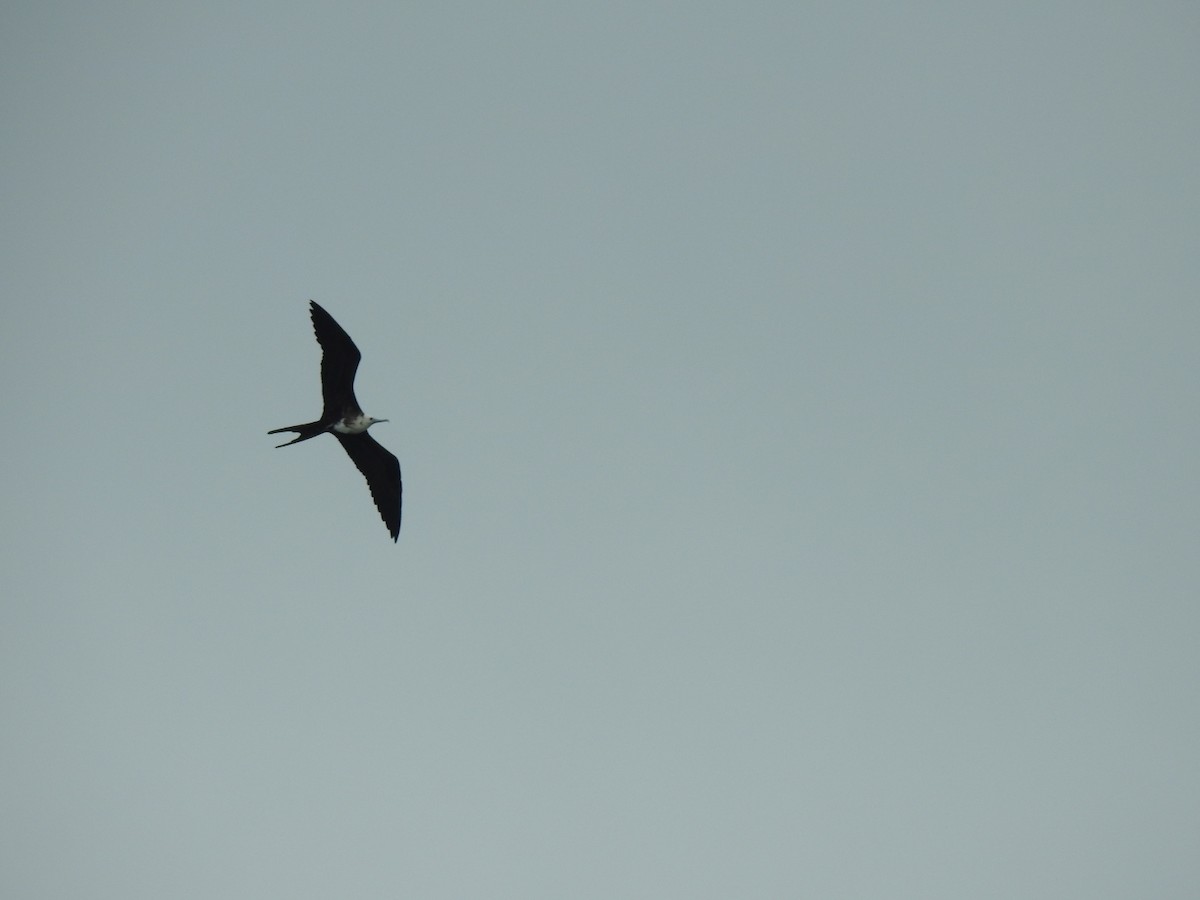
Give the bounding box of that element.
[269,301,402,541]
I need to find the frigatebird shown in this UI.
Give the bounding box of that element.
[269,301,402,541]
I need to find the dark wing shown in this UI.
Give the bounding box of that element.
[335,432,402,541]
[309,300,363,421]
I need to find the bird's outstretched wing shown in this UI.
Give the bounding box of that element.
[309,300,363,421]
[335,432,402,541]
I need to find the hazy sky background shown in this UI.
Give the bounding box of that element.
[2,3,1198,897]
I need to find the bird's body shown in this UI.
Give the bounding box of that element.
[332,413,377,435]
[269,301,402,541]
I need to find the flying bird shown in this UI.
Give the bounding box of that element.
[269,301,402,541]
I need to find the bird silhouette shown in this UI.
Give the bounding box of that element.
[269,301,401,541]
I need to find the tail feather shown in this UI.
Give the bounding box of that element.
[268,420,328,448]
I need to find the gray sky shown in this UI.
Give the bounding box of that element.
[2,3,1198,897]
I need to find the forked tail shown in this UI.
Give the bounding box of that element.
[268,420,329,447]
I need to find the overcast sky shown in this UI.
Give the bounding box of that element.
[2,3,1198,898]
